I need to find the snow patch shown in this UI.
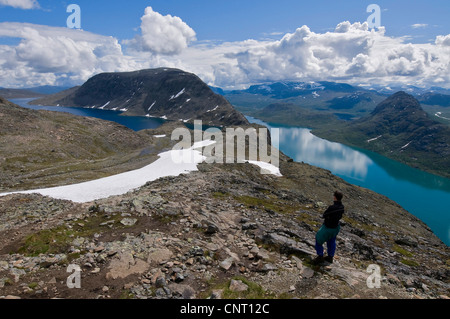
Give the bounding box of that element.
[435,112,450,120]
[0,140,216,203]
[148,101,156,112]
[248,161,282,177]
[206,105,219,113]
[169,88,186,101]
[367,135,382,143]
[401,141,412,149]
[99,101,110,110]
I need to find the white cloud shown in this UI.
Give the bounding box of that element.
[0,0,39,9]
[0,23,143,87]
[0,16,450,91]
[411,23,428,29]
[205,21,450,89]
[127,6,196,55]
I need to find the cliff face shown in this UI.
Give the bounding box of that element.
[30,68,249,127]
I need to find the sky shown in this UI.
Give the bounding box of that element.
[0,0,449,89]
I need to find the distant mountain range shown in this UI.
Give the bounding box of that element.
[221,81,388,123]
[31,68,248,126]
[220,81,450,121]
[313,92,450,178]
[0,86,71,99]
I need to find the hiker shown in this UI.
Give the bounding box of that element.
[312,191,345,265]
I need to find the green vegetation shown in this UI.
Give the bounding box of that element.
[212,191,229,199]
[400,258,419,267]
[393,244,414,258]
[120,290,136,299]
[201,276,275,299]
[28,282,39,290]
[235,195,299,215]
[17,213,129,256]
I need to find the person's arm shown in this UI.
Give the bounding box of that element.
[322,206,333,218]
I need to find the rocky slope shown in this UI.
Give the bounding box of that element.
[0,97,176,192]
[0,122,448,300]
[30,68,248,127]
[314,91,450,178]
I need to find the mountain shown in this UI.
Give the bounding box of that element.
[221,81,386,123]
[251,102,342,128]
[0,88,44,99]
[418,93,450,107]
[314,91,450,178]
[27,85,72,95]
[31,68,248,126]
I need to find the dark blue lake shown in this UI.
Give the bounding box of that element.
[10,99,450,245]
[12,98,165,131]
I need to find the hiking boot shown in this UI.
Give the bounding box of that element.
[324,256,334,264]
[311,256,325,265]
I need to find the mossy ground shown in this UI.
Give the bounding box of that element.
[200,276,276,299]
[17,213,130,257]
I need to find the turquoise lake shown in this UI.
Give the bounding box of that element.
[10,99,450,245]
[247,116,450,246]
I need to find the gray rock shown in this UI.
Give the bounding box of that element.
[120,218,138,226]
[262,263,278,272]
[242,223,258,230]
[301,267,315,279]
[175,273,185,283]
[210,289,223,299]
[155,276,167,288]
[10,268,26,282]
[257,249,270,260]
[395,237,418,248]
[189,246,204,257]
[291,256,303,270]
[0,261,8,270]
[229,279,248,292]
[205,223,219,235]
[219,258,234,271]
[155,288,166,298]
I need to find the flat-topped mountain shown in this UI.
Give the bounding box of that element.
[31,68,248,126]
[314,91,450,178]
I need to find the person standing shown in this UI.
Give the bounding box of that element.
[312,191,345,265]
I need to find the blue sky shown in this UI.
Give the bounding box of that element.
[2,0,449,42]
[0,0,449,88]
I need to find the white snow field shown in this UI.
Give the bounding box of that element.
[0,140,215,203]
[0,140,282,203]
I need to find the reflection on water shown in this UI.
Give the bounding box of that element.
[247,116,450,246]
[278,126,373,181]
